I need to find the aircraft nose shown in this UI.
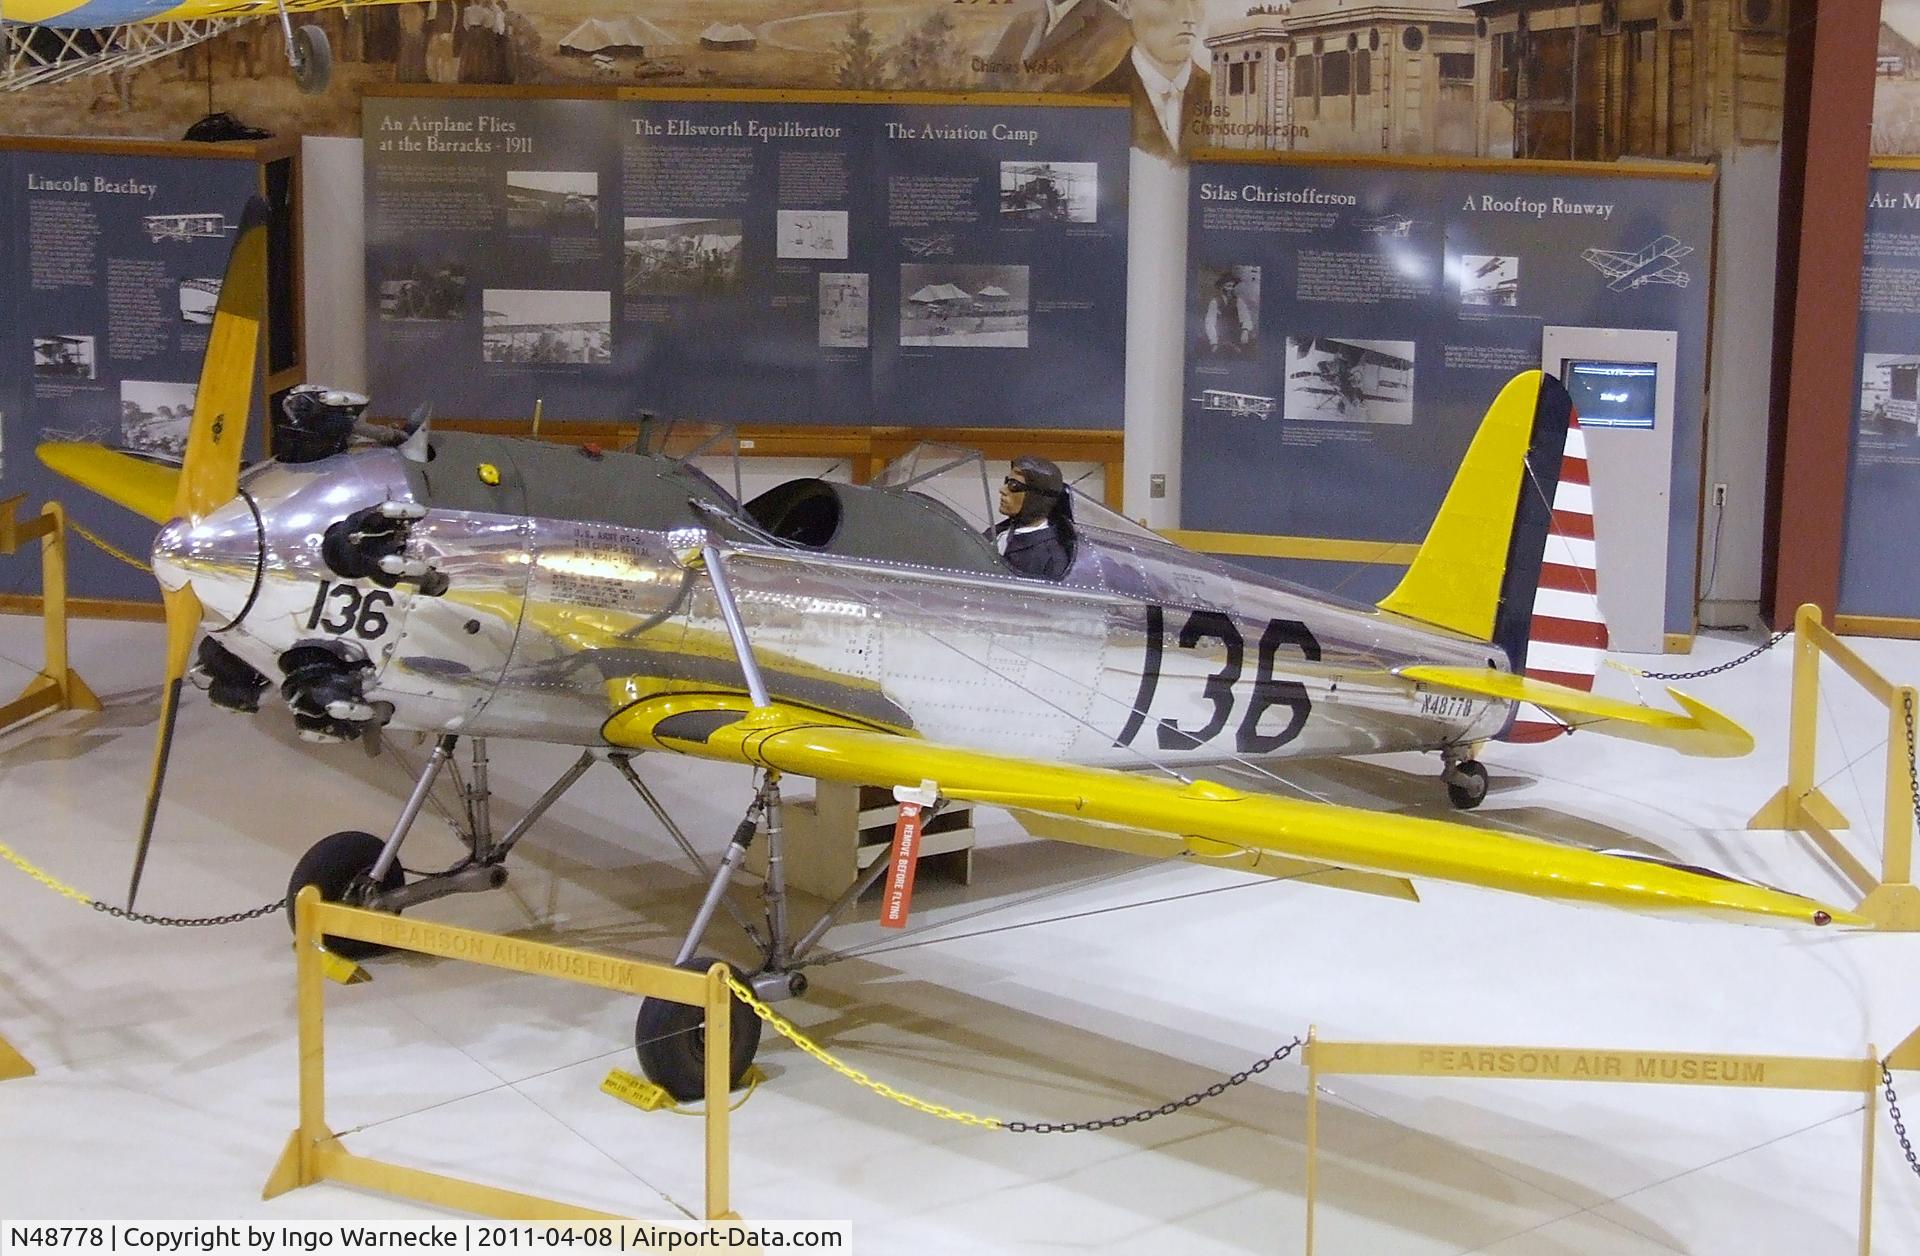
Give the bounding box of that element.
[151,496,262,631]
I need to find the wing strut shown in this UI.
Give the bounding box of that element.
[697,539,771,709]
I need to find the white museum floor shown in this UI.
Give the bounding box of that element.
[0,612,1917,1254]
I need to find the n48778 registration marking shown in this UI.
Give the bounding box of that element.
[1418,692,1474,719]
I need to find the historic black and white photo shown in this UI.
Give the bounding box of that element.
[1459,255,1519,307]
[1194,264,1258,357]
[482,289,612,364]
[379,261,470,321]
[32,334,95,379]
[999,161,1097,222]
[778,210,849,260]
[1284,336,1415,425]
[506,170,600,229]
[177,278,221,324]
[119,379,198,454]
[819,272,869,348]
[624,217,744,294]
[900,263,1029,348]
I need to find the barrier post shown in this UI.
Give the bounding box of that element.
[1861,1043,1878,1256]
[1747,605,1920,928]
[263,886,329,1197]
[1749,605,1849,832]
[705,963,734,1221]
[1858,686,1920,928]
[0,498,101,734]
[263,893,735,1220]
[1303,1025,1320,1256]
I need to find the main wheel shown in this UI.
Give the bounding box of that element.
[1445,760,1490,810]
[291,24,332,95]
[635,958,763,1103]
[286,830,404,960]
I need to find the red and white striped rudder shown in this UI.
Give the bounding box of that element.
[1504,413,1608,744]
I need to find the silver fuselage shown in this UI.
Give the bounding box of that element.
[158,439,1514,770]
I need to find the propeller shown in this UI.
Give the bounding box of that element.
[126,197,270,910]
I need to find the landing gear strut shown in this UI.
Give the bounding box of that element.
[1441,750,1489,810]
[285,736,901,1103]
[634,770,899,1101]
[286,735,591,946]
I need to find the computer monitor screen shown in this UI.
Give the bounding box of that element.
[1562,359,1657,430]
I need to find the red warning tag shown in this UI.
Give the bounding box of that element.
[879,800,924,929]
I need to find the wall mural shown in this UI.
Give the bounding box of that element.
[1878,0,1920,153]
[1,0,1791,160]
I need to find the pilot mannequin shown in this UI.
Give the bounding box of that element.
[992,455,1075,580]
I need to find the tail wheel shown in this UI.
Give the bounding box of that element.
[291,24,333,95]
[634,958,763,1103]
[1445,760,1489,810]
[286,829,403,960]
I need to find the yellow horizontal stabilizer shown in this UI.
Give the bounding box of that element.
[1399,665,1754,759]
[603,693,1855,927]
[37,443,181,525]
[1011,809,1419,902]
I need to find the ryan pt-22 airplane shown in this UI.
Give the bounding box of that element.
[39,204,1861,1101]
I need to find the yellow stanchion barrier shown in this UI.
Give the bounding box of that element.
[263,888,742,1220]
[0,495,101,735]
[1747,603,1920,929]
[0,1032,33,1080]
[1302,1026,1892,1256]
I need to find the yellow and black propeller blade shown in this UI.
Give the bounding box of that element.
[129,586,203,908]
[175,198,268,522]
[124,197,269,910]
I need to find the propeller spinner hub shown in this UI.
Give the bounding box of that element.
[151,495,263,631]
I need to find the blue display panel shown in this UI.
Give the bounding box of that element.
[0,143,267,602]
[1180,158,1713,634]
[362,91,1130,430]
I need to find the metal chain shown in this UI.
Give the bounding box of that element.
[1905,693,1919,836]
[1633,631,1789,681]
[1880,694,1920,1186]
[69,521,153,573]
[2,835,281,927]
[1003,1037,1303,1134]
[1883,1065,1920,1183]
[723,970,1302,1134]
[90,898,284,927]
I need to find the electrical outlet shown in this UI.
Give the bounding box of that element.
[1712,482,1727,508]
[1150,473,1166,499]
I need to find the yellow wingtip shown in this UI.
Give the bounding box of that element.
[37,443,182,526]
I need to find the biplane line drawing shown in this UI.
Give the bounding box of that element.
[1198,388,1277,418]
[144,212,233,244]
[1582,235,1694,292]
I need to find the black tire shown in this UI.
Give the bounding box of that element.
[291,24,332,94]
[1445,760,1490,810]
[286,829,404,960]
[635,958,764,1103]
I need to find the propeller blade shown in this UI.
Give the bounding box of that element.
[128,584,202,910]
[174,198,270,525]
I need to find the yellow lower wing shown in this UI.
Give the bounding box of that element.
[37,444,181,525]
[603,693,1856,928]
[1399,665,1754,758]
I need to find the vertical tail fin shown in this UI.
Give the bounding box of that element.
[1376,371,1609,744]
